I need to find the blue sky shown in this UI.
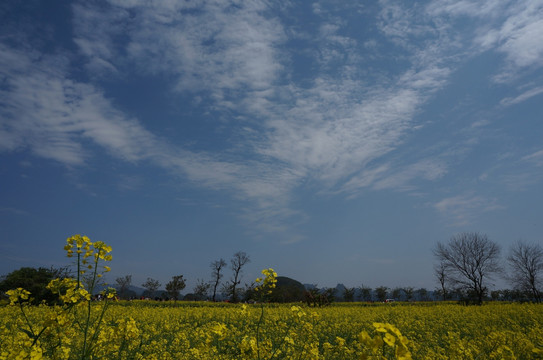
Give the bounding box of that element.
[1,0,542,293]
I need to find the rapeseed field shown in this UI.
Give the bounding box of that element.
[1,235,542,359]
[2,300,543,359]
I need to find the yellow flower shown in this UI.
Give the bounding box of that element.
[6,288,31,305]
[254,268,277,297]
[383,332,396,346]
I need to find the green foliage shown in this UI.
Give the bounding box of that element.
[165,275,186,300]
[0,267,67,305]
[304,287,335,307]
[375,286,389,302]
[142,277,161,298]
[343,286,356,302]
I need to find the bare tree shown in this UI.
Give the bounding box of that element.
[415,288,429,301]
[434,262,448,300]
[375,286,388,302]
[343,287,355,302]
[210,258,226,302]
[359,284,372,302]
[229,251,250,303]
[391,287,403,301]
[193,278,211,300]
[507,240,543,302]
[403,287,414,302]
[142,278,161,298]
[116,275,132,299]
[220,282,233,300]
[165,275,186,301]
[434,232,501,304]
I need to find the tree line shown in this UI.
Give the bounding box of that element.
[114,251,251,302]
[1,233,541,305]
[434,232,542,304]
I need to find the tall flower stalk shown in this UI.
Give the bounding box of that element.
[253,268,277,360]
[8,234,117,359]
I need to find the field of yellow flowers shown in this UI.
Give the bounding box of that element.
[1,300,543,359]
[1,235,542,359]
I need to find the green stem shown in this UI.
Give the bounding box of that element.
[76,252,81,290]
[267,322,294,360]
[82,252,99,358]
[31,326,48,348]
[18,296,50,348]
[86,299,110,354]
[256,303,264,360]
[19,302,36,338]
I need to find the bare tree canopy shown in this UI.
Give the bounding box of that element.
[230,251,250,303]
[434,262,448,300]
[507,240,543,302]
[115,275,132,299]
[193,278,211,300]
[434,232,501,304]
[142,277,161,298]
[210,258,226,302]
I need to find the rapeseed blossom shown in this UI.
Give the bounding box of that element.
[6,288,31,305]
[254,268,278,297]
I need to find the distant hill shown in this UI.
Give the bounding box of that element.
[111,284,157,298]
[303,283,317,290]
[270,276,306,302]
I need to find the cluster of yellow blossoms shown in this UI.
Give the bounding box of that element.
[64,235,112,278]
[1,235,117,360]
[254,268,278,297]
[5,288,31,306]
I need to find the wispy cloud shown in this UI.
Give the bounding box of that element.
[498,149,543,191]
[523,149,543,166]
[73,1,286,98]
[427,0,543,82]
[433,194,504,226]
[70,1,457,194]
[0,0,462,233]
[0,44,162,165]
[501,86,543,106]
[0,42,305,231]
[1,0,540,236]
[0,207,29,216]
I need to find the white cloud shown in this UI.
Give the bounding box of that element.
[500,86,543,106]
[493,2,543,69]
[374,159,448,191]
[0,45,159,165]
[428,0,543,80]
[426,0,504,18]
[434,194,504,226]
[73,0,286,97]
[69,0,458,197]
[523,149,543,166]
[9,0,539,236]
[0,43,295,210]
[3,2,459,220]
